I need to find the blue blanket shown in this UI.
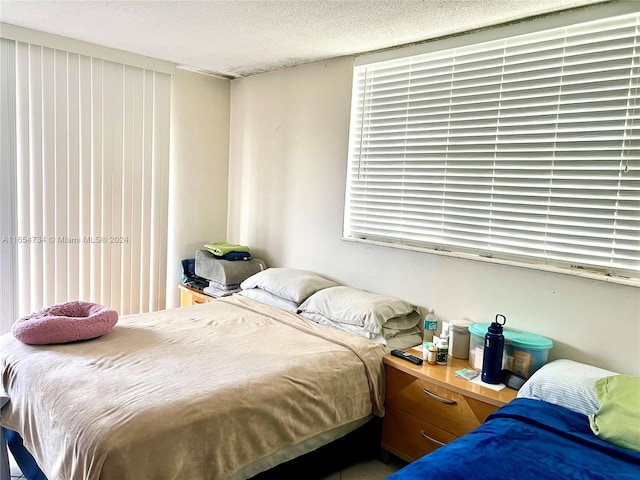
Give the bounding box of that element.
[387,398,640,480]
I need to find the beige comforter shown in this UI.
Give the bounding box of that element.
[0,295,386,480]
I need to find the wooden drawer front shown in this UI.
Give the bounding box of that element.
[180,290,193,307]
[180,286,213,307]
[382,406,457,462]
[386,367,497,437]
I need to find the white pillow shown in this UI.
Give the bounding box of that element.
[299,311,380,340]
[382,323,418,339]
[299,311,422,353]
[517,359,618,415]
[385,329,422,352]
[240,268,339,304]
[298,286,419,336]
[238,289,299,312]
[300,310,421,340]
[381,311,422,332]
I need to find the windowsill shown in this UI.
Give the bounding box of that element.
[341,237,640,288]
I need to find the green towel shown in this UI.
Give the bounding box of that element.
[203,241,250,257]
[589,375,640,453]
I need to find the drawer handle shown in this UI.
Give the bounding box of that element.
[423,388,457,405]
[420,431,446,447]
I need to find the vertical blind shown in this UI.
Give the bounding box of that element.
[344,11,640,281]
[0,38,18,333]
[0,38,171,333]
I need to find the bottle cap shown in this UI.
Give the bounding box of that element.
[488,314,506,334]
[488,322,503,334]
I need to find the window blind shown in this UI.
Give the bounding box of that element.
[0,38,18,334]
[0,38,171,333]
[344,11,640,281]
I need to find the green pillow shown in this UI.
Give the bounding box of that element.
[589,375,640,452]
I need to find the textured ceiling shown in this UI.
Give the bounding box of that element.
[0,0,607,78]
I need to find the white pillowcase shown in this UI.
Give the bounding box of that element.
[385,328,422,352]
[299,311,381,340]
[238,289,299,313]
[298,286,420,336]
[240,268,339,304]
[298,311,422,352]
[517,359,618,415]
[382,311,422,333]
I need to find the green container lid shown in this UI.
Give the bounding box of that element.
[468,323,553,350]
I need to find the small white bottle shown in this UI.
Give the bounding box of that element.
[436,322,449,365]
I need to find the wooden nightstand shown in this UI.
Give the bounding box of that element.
[179,283,214,307]
[381,354,518,462]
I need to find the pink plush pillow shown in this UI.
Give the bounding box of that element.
[12,301,118,345]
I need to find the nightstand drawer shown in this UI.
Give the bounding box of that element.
[179,284,214,307]
[386,366,496,437]
[382,406,457,462]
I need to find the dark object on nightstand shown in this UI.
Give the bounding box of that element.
[501,369,527,390]
[390,350,423,365]
[181,258,209,291]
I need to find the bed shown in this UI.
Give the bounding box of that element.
[387,359,640,480]
[0,268,423,480]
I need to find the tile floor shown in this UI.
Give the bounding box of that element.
[8,420,407,480]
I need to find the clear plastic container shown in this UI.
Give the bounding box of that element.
[450,319,473,359]
[468,323,553,378]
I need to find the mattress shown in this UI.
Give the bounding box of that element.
[0,296,386,480]
[387,397,640,480]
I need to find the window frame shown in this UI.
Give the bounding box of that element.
[343,2,640,287]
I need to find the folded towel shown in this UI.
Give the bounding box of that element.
[209,280,242,291]
[203,241,251,257]
[203,286,241,298]
[223,251,252,261]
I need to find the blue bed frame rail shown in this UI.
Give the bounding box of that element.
[1,388,10,480]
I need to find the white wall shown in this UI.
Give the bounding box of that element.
[228,57,640,375]
[167,69,230,308]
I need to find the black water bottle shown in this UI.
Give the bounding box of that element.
[481,314,506,384]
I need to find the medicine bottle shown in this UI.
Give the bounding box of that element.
[436,324,449,365]
[427,344,437,365]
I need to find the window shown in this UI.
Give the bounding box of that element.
[344,5,640,285]
[0,28,173,333]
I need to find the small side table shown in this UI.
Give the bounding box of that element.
[179,283,214,307]
[381,354,517,462]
